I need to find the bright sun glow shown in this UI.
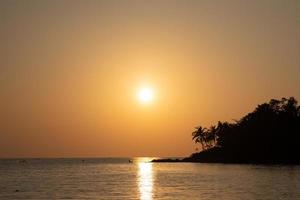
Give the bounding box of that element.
[138,87,154,103]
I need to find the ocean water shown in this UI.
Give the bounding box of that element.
[0,158,299,200]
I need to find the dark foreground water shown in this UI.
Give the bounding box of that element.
[0,158,299,199]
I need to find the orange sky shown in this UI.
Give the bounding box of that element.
[1,0,300,157]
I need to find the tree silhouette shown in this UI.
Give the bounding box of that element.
[192,126,207,150]
[190,97,300,164]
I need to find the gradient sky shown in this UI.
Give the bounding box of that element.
[1,0,300,158]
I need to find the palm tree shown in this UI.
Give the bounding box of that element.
[215,121,232,147]
[192,126,207,151]
[215,121,224,138]
[207,125,217,147]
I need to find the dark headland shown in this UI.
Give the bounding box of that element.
[153,97,300,164]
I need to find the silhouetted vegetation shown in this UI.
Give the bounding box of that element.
[153,97,300,164]
[187,97,300,164]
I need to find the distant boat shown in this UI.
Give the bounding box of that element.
[128,159,133,163]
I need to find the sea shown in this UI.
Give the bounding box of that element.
[0,157,299,199]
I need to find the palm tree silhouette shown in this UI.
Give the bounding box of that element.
[207,125,217,147]
[192,126,207,150]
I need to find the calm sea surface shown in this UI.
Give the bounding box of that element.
[0,158,299,199]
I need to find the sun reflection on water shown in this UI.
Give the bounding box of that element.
[138,162,153,200]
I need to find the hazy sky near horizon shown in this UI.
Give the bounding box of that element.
[1,0,300,157]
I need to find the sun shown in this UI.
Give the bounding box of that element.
[138,87,154,103]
